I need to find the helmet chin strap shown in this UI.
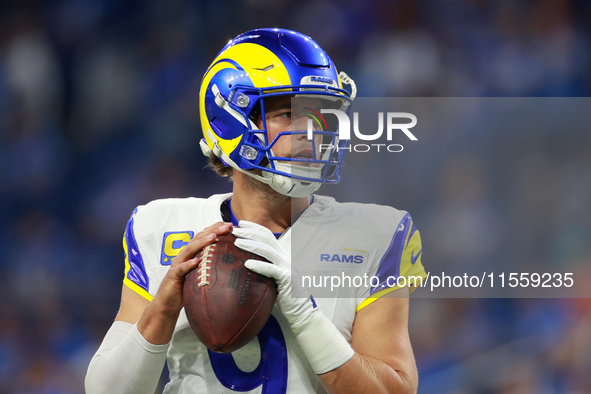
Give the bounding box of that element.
[262,162,322,198]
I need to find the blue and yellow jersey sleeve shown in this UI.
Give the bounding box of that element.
[357,213,426,311]
[120,197,222,302]
[122,208,154,301]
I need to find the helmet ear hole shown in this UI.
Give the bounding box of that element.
[249,102,262,125]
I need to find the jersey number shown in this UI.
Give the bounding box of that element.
[209,315,288,393]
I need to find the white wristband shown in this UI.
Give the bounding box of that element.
[85,321,169,394]
[291,311,355,375]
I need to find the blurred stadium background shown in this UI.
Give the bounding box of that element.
[1,0,590,392]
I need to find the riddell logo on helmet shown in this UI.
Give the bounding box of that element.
[307,110,418,153]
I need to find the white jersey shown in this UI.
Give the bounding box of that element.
[123,193,426,393]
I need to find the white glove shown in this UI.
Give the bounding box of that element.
[233,220,354,374]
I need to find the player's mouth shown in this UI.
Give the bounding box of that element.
[292,149,314,159]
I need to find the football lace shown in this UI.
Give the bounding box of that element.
[197,244,215,287]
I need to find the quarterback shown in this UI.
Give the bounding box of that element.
[85,28,426,393]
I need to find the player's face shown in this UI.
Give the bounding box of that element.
[258,96,326,166]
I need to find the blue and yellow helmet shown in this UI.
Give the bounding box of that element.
[199,28,356,197]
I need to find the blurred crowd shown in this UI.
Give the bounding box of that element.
[0,0,590,392]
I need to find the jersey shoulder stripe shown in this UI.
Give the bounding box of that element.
[355,211,426,311]
[123,208,153,301]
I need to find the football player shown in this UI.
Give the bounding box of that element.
[85,28,426,393]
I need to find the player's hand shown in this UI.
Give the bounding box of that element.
[152,222,233,317]
[232,221,316,328]
[233,220,354,375]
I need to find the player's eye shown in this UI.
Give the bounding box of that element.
[268,110,291,121]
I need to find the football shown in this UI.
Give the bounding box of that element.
[183,233,277,353]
